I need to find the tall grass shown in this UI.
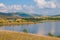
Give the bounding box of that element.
[0,30,60,40]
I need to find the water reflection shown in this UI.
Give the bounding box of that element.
[37,23,45,35]
[50,22,55,35]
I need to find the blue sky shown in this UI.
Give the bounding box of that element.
[0,0,34,5]
[0,0,60,15]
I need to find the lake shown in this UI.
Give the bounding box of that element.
[0,22,60,36]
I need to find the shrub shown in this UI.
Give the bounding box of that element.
[23,28,28,33]
[48,32,54,36]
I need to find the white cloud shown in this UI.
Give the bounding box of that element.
[0,9,8,12]
[0,3,23,12]
[56,3,60,8]
[50,1,56,8]
[0,3,5,7]
[0,3,34,13]
[8,5,22,10]
[22,5,35,13]
[34,0,56,8]
[34,0,46,8]
[0,3,8,12]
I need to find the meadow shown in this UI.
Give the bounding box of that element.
[0,30,60,40]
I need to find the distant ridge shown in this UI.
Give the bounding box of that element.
[0,12,42,18]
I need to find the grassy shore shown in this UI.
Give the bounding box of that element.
[0,18,35,26]
[0,20,60,26]
[0,17,60,26]
[38,20,60,23]
[0,30,60,40]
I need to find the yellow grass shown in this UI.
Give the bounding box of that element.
[0,30,60,40]
[0,18,34,26]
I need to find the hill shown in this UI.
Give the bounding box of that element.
[0,12,43,18]
[0,30,60,40]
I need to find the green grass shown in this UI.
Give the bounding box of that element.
[0,30,60,40]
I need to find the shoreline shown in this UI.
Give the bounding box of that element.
[0,21,35,26]
[38,20,60,23]
[0,20,60,26]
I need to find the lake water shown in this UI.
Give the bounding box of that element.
[0,22,60,36]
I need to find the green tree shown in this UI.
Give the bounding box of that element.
[48,32,54,36]
[23,28,28,33]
